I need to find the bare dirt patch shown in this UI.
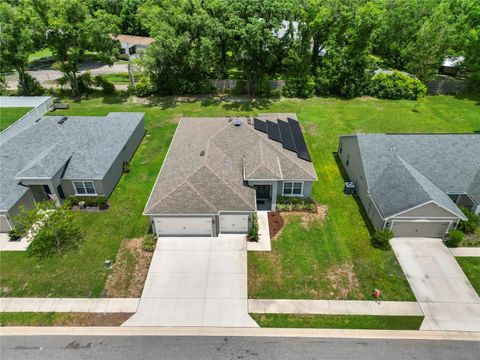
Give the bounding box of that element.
[104,238,153,298]
[282,205,329,228]
[54,313,133,326]
[325,262,361,299]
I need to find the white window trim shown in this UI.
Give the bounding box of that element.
[72,181,97,196]
[282,181,304,197]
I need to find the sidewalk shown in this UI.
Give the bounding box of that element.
[247,211,271,251]
[0,298,139,313]
[449,247,480,257]
[248,299,423,316]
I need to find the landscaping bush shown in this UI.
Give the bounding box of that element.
[94,75,115,94]
[8,228,21,241]
[276,196,315,212]
[128,79,154,97]
[248,213,259,242]
[142,233,157,252]
[65,196,108,210]
[444,230,464,248]
[457,206,480,234]
[282,76,315,98]
[369,71,427,100]
[371,229,394,250]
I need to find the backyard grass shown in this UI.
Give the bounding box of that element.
[250,314,424,330]
[0,107,32,131]
[457,257,480,295]
[0,94,478,298]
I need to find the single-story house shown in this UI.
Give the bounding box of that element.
[0,112,145,232]
[115,34,155,57]
[144,114,317,237]
[338,134,480,238]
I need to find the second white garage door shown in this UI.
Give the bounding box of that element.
[154,217,212,236]
[220,214,249,233]
[391,221,450,238]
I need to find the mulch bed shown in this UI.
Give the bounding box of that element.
[70,205,109,212]
[268,212,285,239]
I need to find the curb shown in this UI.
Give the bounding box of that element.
[1,326,480,341]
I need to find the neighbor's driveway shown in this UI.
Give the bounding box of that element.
[123,235,258,327]
[391,238,480,332]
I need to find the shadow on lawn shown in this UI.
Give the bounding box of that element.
[453,93,480,106]
[333,152,375,237]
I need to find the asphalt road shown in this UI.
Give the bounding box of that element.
[1,336,479,360]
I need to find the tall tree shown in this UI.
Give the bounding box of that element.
[32,0,120,96]
[0,2,42,95]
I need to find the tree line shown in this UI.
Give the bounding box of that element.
[1,0,479,98]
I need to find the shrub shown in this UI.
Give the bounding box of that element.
[371,229,394,250]
[128,79,154,97]
[8,228,21,241]
[256,75,272,97]
[65,196,108,210]
[444,230,464,248]
[142,233,157,252]
[77,73,94,94]
[458,206,480,234]
[94,75,115,94]
[247,213,259,242]
[18,73,43,96]
[369,71,427,100]
[282,76,315,98]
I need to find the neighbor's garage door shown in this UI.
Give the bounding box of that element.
[391,221,450,238]
[154,217,212,237]
[220,214,249,233]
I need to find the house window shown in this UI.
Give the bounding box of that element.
[73,181,96,195]
[283,182,303,196]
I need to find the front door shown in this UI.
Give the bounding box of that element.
[254,185,271,199]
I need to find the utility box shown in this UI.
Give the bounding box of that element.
[344,182,355,195]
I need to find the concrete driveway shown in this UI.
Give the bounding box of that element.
[391,238,480,331]
[123,235,258,327]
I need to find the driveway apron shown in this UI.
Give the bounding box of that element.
[123,235,258,327]
[391,238,480,332]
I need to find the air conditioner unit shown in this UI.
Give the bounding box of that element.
[344,182,355,195]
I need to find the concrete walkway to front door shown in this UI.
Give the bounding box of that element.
[123,235,258,327]
[391,238,480,332]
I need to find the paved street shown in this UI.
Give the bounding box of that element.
[391,238,480,332]
[123,235,257,327]
[1,336,479,360]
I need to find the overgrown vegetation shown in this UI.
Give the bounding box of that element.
[141,234,156,252]
[64,196,108,210]
[444,230,464,248]
[371,229,394,250]
[248,213,259,242]
[369,71,427,100]
[458,206,480,234]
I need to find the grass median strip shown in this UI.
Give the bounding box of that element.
[250,314,424,330]
[0,312,133,326]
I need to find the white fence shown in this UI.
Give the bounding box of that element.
[0,96,53,144]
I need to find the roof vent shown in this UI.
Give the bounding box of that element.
[58,116,68,124]
[200,150,205,156]
[233,119,241,127]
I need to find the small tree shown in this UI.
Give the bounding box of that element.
[26,204,83,258]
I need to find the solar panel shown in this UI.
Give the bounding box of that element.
[288,117,311,162]
[277,120,296,152]
[266,120,281,142]
[253,118,267,133]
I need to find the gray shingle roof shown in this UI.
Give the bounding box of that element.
[144,116,317,215]
[0,112,144,211]
[351,134,480,219]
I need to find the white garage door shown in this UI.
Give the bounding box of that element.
[154,217,212,237]
[391,221,450,238]
[220,214,249,233]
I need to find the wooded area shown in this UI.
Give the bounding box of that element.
[1,0,479,98]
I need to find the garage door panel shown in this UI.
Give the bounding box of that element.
[220,214,249,233]
[392,221,449,238]
[154,217,212,237]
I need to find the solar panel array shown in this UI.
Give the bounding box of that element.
[253,117,311,162]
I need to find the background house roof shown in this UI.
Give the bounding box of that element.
[351,133,480,219]
[0,112,144,211]
[144,115,317,215]
[115,34,155,47]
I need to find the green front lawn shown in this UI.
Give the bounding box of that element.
[0,94,478,298]
[457,257,480,295]
[0,107,32,131]
[251,314,424,330]
[102,73,131,84]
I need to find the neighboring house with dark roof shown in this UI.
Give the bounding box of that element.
[338,134,480,238]
[144,114,317,237]
[0,112,145,233]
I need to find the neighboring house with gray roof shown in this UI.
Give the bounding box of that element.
[0,112,145,233]
[338,134,480,238]
[144,114,317,237]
